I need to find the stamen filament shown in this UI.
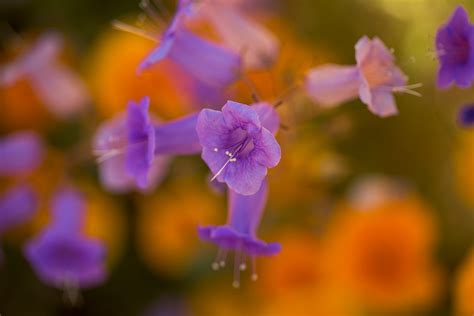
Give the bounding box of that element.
[112,20,158,42]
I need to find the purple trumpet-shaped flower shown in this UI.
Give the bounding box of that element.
[137,1,241,89]
[458,103,474,127]
[24,188,106,290]
[305,36,421,117]
[0,32,89,118]
[196,101,281,195]
[94,97,201,193]
[0,131,44,176]
[436,6,474,89]
[189,0,279,69]
[198,180,280,287]
[0,184,38,235]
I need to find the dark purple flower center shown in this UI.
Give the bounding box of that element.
[442,30,470,65]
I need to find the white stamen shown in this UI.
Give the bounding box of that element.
[213,147,219,152]
[111,20,158,42]
[229,158,237,162]
[211,262,220,271]
[232,281,240,288]
[219,260,226,267]
[239,263,246,271]
[392,83,423,97]
[251,273,258,281]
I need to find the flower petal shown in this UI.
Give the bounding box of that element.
[251,102,280,135]
[0,131,43,176]
[364,89,398,118]
[222,155,267,195]
[252,128,281,168]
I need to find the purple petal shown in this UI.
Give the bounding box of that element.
[138,33,175,73]
[221,155,268,195]
[196,108,230,148]
[50,188,85,233]
[458,103,474,127]
[305,64,360,106]
[251,128,281,167]
[0,131,43,176]
[154,113,201,154]
[222,101,261,133]
[251,102,280,135]
[363,89,398,118]
[25,230,106,288]
[0,184,37,234]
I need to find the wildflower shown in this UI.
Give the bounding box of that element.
[136,1,241,89]
[0,32,89,118]
[0,131,43,176]
[188,0,279,69]
[24,188,107,292]
[306,36,420,117]
[94,96,201,192]
[0,184,38,262]
[198,180,281,287]
[324,193,441,310]
[435,6,474,89]
[454,248,474,316]
[196,101,281,195]
[457,103,474,127]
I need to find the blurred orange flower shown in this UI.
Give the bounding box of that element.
[86,28,195,120]
[324,194,442,311]
[137,179,223,277]
[454,248,474,316]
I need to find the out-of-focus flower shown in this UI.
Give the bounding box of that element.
[0,131,43,177]
[454,248,474,316]
[137,179,221,277]
[0,32,89,119]
[435,6,474,89]
[0,184,38,262]
[324,191,441,311]
[25,188,106,290]
[196,101,281,195]
[198,180,281,287]
[93,97,201,193]
[87,29,197,119]
[138,1,241,90]
[188,0,279,70]
[306,36,420,117]
[457,103,474,127]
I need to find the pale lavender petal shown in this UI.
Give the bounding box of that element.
[196,108,230,149]
[154,113,201,154]
[0,184,37,234]
[50,188,85,233]
[204,4,278,69]
[251,102,279,135]
[221,156,267,195]
[0,131,43,176]
[29,63,89,118]
[138,33,175,73]
[305,65,360,106]
[222,101,261,133]
[364,89,398,117]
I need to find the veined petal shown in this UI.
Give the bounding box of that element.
[196,108,230,149]
[222,155,267,195]
[305,65,360,106]
[251,128,281,168]
[0,131,43,176]
[222,101,261,132]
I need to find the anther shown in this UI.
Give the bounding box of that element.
[251,273,258,281]
[213,148,219,152]
[232,281,240,288]
[239,263,246,271]
[211,262,220,271]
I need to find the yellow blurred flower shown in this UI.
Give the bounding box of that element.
[324,195,441,311]
[454,248,474,316]
[86,28,194,120]
[137,179,223,277]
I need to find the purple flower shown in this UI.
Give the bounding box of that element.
[458,103,474,127]
[305,36,421,117]
[137,2,241,88]
[0,131,43,176]
[190,0,279,69]
[0,185,38,235]
[94,97,201,193]
[196,101,281,195]
[0,32,89,118]
[198,180,280,287]
[24,188,106,289]
[436,6,474,89]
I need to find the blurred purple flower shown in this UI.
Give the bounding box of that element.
[305,36,421,117]
[137,1,241,88]
[0,131,43,176]
[0,184,38,236]
[190,0,279,69]
[436,6,474,89]
[94,97,201,193]
[198,180,280,287]
[458,103,474,127]
[24,188,106,289]
[196,101,281,195]
[0,31,89,118]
